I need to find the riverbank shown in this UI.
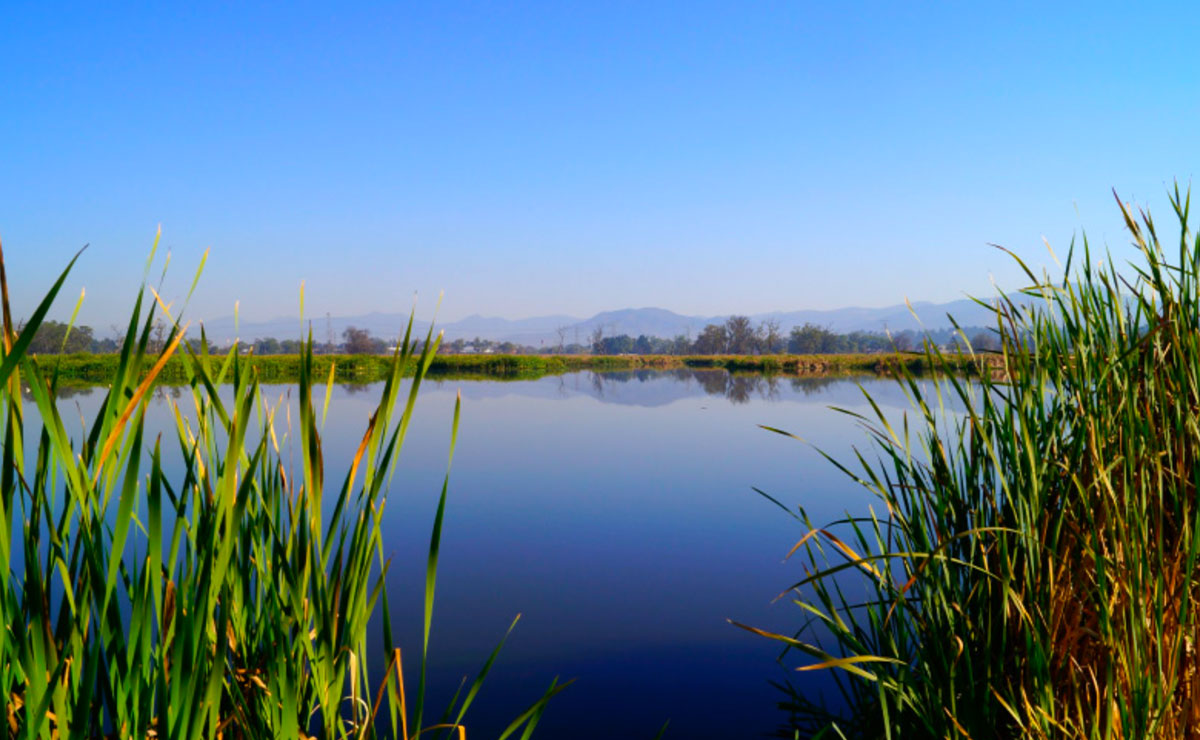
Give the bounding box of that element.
[35,351,997,384]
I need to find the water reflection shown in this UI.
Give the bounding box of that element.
[36,368,924,411]
[20,383,186,402]
[473,368,916,410]
[585,368,787,405]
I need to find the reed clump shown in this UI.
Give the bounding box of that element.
[749,187,1200,738]
[0,239,560,739]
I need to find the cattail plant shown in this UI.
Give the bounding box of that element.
[0,235,561,739]
[748,187,1200,739]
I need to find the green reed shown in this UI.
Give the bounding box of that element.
[748,187,1200,739]
[0,237,562,739]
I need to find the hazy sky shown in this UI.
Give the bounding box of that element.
[3,2,1198,330]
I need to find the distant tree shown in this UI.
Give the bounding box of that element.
[66,323,96,353]
[93,336,120,353]
[590,326,605,354]
[255,337,282,354]
[555,325,568,352]
[971,330,1001,352]
[107,324,126,352]
[723,316,756,354]
[594,334,634,354]
[184,338,219,354]
[342,326,375,354]
[21,320,95,354]
[890,330,916,352]
[788,323,833,354]
[758,318,785,354]
[693,323,727,354]
[844,330,890,353]
[149,319,168,354]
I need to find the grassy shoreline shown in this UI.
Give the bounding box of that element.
[37,350,996,384]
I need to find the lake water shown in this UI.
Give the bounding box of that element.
[49,369,924,738]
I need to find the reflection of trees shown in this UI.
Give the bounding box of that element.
[587,369,667,396]
[718,372,786,405]
[150,385,184,404]
[21,382,192,404]
[690,369,727,397]
[590,371,607,398]
[762,374,781,401]
[788,376,845,397]
[57,385,100,401]
[21,384,101,401]
[687,370,783,405]
[339,383,372,396]
[725,375,756,404]
[583,368,861,406]
[599,371,634,384]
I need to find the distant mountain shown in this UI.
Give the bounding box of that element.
[442,313,582,344]
[197,311,431,346]
[194,297,1003,345]
[570,308,717,343]
[554,299,999,343]
[754,298,1000,334]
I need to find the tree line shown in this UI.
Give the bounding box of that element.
[590,316,1003,355]
[17,321,411,356]
[20,318,1004,356]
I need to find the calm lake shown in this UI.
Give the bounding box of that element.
[49,369,922,738]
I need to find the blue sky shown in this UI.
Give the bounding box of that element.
[3,1,1197,331]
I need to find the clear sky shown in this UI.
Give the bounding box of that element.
[3,1,1198,330]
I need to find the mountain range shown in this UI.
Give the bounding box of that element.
[195,297,1001,346]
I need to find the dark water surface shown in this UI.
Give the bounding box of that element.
[50,369,925,738]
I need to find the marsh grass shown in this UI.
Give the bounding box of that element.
[747,188,1200,738]
[0,238,562,739]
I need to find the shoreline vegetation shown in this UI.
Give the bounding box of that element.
[36,350,1001,384]
[749,189,1200,738]
[0,240,562,738]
